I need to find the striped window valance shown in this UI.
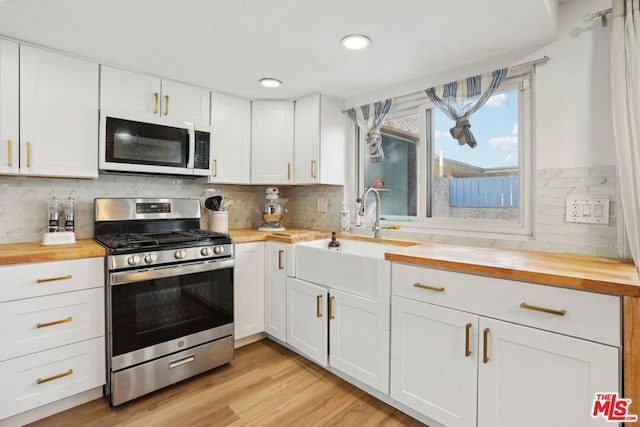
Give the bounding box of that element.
[346,99,393,163]
[425,68,509,148]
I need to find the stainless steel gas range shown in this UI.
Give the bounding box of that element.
[94,198,234,406]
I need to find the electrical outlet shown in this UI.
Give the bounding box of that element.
[565,198,609,224]
[317,198,328,213]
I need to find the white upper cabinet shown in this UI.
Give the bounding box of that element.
[251,100,294,184]
[0,39,19,175]
[100,65,210,126]
[294,93,346,185]
[209,92,251,184]
[20,45,99,178]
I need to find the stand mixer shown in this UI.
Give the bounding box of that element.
[258,187,288,232]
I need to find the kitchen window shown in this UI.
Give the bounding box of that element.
[358,72,533,236]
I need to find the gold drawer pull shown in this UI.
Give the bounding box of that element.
[37,369,73,384]
[164,95,170,116]
[213,159,218,177]
[465,323,472,357]
[311,160,317,179]
[154,92,159,114]
[329,296,335,320]
[316,295,323,318]
[520,302,566,316]
[37,274,72,283]
[287,163,291,181]
[483,328,490,364]
[413,282,445,292]
[278,250,284,270]
[7,139,12,167]
[26,141,31,167]
[37,316,73,329]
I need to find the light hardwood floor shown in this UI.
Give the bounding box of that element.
[28,339,425,426]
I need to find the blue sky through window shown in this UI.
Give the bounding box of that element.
[433,90,519,169]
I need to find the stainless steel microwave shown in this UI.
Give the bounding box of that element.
[99,112,212,176]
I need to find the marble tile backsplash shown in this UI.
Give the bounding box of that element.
[0,175,343,243]
[0,167,622,258]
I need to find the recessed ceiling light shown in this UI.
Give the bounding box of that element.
[340,34,371,50]
[259,78,282,88]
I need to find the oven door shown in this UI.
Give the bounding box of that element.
[108,259,234,370]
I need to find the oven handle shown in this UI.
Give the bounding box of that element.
[110,258,234,286]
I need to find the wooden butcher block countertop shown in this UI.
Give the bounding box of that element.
[0,239,106,266]
[385,241,640,297]
[229,228,331,244]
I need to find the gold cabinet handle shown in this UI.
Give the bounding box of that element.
[483,328,490,364]
[26,141,31,168]
[154,92,159,114]
[7,139,11,167]
[520,302,566,317]
[287,163,291,181]
[37,316,72,329]
[465,323,472,357]
[164,95,170,116]
[37,274,72,283]
[311,160,317,179]
[316,295,323,318]
[329,296,335,320]
[213,159,218,177]
[278,250,284,270]
[413,282,445,292]
[37,369,73,385]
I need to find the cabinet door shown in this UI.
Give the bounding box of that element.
[264,242,287,341]
[20,46,99,178]
[478,317,619,427]
[233,242,265,340]
[318,94,346,185]
[286,277,328,367]
[391,296,478,427]
[294,93,320,184]
[161,80,210,126]
[210,92,251,184]
[251,100,294,184]
[0,39,19,175]
[100,65,160,120]
[329,288,389,394]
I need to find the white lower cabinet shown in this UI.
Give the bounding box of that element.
[390,262,621,427]
[286,277,328,366]
[0,337,105,420]
[329,288,389,394]
[233,242,265,340]
[264,242,289,341]
[0,257,105,421]
[477,317,618,427]
[391,296,477,427]
[286,277,390,393]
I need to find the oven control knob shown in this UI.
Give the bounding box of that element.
[144,254,156,264]
[175,250,186,259]
[213,246,224,255]
[200,247,211,256]
[127,255,141,265]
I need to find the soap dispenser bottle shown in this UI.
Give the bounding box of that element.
[328,232,341,251]
[339,201,350,233]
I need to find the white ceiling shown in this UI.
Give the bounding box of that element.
[0,0,559,101]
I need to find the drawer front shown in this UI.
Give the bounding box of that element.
[392,263,621,347]
[0,257,104,302]
[0,337,105,420]
[0,288,105,361]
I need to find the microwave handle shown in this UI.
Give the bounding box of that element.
[186,124,195,169]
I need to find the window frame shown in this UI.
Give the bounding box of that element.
[356,71,534,237]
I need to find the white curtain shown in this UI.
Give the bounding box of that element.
[612,0,640,269]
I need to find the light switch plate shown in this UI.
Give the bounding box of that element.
[317,198,328,213]
[565,197,609,224]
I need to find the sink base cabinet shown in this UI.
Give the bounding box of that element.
[391,295,620,427]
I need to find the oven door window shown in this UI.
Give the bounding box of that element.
[105,117,190,168]
[111,267,233,357]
